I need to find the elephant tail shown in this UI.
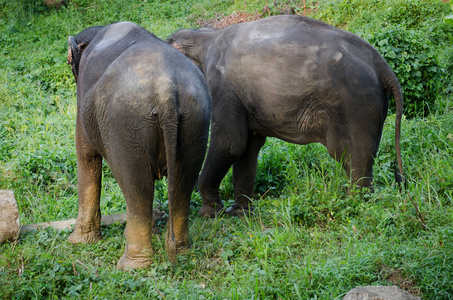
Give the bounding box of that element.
[380,65,405,186]
[160,95,180,265]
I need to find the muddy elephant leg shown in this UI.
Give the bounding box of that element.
[69,124,103,244]
[198,104,248,218]
[107,155,155,270]
[167,158,204,254]
[165,119,209,262]
[226,133,266,216]
[117,188,154,270]
[166,169,191,256]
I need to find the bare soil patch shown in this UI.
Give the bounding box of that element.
[194,1,318,29]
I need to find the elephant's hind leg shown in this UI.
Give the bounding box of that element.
[109,155,155,270]
[168,121,211,253]
[198,101,249,217]
[326,130,378,192]
[227,133,266,216]
[69,126,103,244]
[166,161,196,255]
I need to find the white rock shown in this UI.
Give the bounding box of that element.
[343,286,420,300]
[0,190,20,243]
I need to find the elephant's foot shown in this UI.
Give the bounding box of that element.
[198,201,224,218]
[166,236,191,264]
[117,243,153,270]
[177,244,191,253]
[175,239,191,253]
[225,204,254,217]
[117,254,152,270]
[68,226,102,244]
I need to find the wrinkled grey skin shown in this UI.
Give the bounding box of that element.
[67,22,211,269]
[167,15,404,218]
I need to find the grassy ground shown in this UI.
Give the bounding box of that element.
[1,0,453,299]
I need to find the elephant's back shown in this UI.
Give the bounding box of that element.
[211,15,386,144]
[81,37,210,142]
[101,42,209,115]
[218,15,383,106]
[78,22,154,93]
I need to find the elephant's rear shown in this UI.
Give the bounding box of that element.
[225,15,403,187]
[104,44,211,264]
[90,43,210,161]
[74,26,211,267]
[155,47,211,264]
[224,17,389,144]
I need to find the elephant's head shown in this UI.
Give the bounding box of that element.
[166,29,196,55]
[67,26,104,83]
[166,27,216,71]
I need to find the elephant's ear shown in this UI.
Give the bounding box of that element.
[165,38,185,54]
[67,36,88,82]
[171,42,185,54]
[165,34,190,56]
[67,36,78,66]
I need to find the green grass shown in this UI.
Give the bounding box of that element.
[1,0,453,298]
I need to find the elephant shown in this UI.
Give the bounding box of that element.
[66,22,211,269]
[166,15,404,218]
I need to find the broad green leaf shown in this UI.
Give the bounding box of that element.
[445,15,453,26]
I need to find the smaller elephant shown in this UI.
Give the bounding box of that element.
[67,22,211,269]
[167,15,404,218]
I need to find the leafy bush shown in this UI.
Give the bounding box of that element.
[367,26,443,117]
[17,147,76,188]
[315,0,451,32]
[314,0,452,117]
[436,5,453,95]
[381,0,449,28]
[0,0,48,26]
[444,2,453,25]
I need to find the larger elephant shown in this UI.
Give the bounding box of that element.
[67,22,211,269]
[167,15,404,218]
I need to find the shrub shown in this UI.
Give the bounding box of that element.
[315,0,451,32]
[367,26,444,118]
[0,0,48,25]
[381,0,449,29]
[444,1,453,26]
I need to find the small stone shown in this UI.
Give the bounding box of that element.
[0,190,20,243]
[343,286,420,300]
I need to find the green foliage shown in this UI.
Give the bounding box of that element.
[315,0,451,31]
[0,0,48,26]
[314,0,452,117]
[445,2,453,25]
[1,0,453,298]
[380,0,449,28]
[220,140,337,201]
[367,26,443,117]
[446,15,453,26]
[1,191,453,298]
